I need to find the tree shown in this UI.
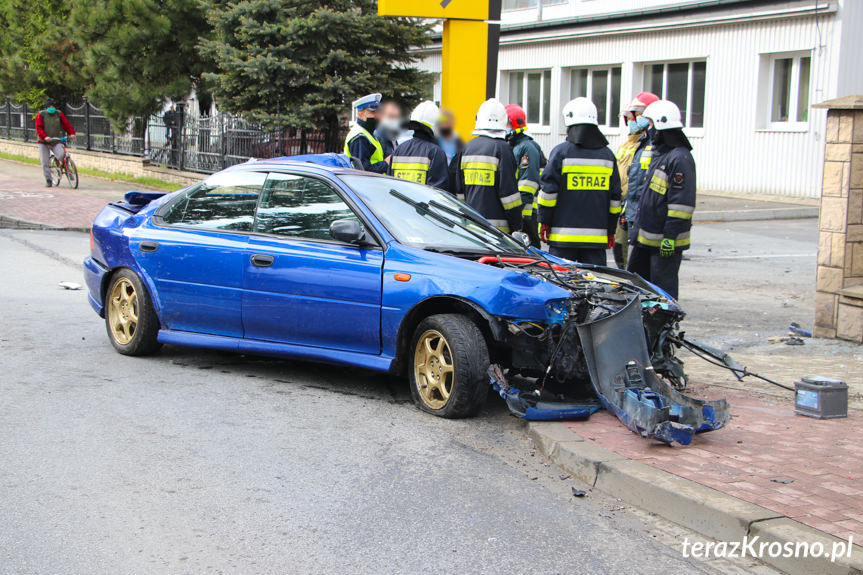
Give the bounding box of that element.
[200,0,434,147]
[69,0,211,126]
[0,0,85,106]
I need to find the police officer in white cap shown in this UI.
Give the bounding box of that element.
[344,93,390,173]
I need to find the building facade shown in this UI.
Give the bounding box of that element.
[416,0,863,198]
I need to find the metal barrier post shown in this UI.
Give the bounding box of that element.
[23,103,29,142]
[220,112,227,170]
[84,96,92,151]
[177,102,186,171]
[5,99,11,140]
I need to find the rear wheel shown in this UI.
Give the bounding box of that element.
[105,269,161,356]
[409,314,489,418]
[65,158,78,189]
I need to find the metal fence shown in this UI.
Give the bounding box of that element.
[0,98,346,174]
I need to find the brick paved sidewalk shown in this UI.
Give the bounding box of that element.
[565,384,863,542]
[0,172,114,230]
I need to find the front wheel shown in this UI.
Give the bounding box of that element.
[409,314,489,418]
[105,269,161,356]
[65,158,78,189]
[50,157,62,186]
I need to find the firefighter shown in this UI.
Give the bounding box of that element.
[627,99,695,300]
[537,97,622,266]
[505,104,545,247]
[343,93,390,173]
[388,101,450,192]
[454,98,522,233]
[614,91,659,268]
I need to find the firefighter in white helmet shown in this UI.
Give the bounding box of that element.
[627,99,695,300]
[388,101,450,192]
[537,97,622,266]
[453,98,522,232]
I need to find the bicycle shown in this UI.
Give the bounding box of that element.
[48,137,79,189]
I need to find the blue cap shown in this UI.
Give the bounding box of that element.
[353,93,382,111]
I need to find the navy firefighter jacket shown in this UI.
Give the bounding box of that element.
[537,141,622,249]
[634,142,696,252]
[454,135,522,233]
[388,128,450,192]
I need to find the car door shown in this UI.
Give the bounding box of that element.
[242,172,384,354]
[135,170,267,337]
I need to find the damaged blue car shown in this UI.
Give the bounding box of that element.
[84,155,728,445]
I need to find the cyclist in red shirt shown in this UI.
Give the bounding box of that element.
[35,98,76,187]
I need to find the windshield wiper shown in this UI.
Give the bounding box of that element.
[389,189,506,251]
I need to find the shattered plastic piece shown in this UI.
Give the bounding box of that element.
[488,365,601,421]
[58,281,82,290]
[577,298,730,445]
[788,322,812,338]
[571,488,587,497]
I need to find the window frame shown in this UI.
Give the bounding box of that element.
[564,65,623,132]
[641,60,707,131]
[505,68,553,131]
[765,51,812,132]
[155,169,383,249]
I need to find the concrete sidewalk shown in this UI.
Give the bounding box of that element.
[696,192,820,222]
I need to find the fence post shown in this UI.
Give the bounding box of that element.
[6,99,11,140]
[84,96,92,151]
[300,130,307,155]
[220,111,227,170]
[22,103,29,142]
[177,101,186,171]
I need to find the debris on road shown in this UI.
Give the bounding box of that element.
[571,488,587,497]
[58,281,82,290]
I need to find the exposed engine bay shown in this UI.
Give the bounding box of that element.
[479,256,730,446]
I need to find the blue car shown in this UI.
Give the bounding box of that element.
[85,155,728,443]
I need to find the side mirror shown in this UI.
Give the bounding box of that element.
[511,231,531,249]
[330,219,366,244]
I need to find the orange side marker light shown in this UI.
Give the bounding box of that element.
[394,273,412,282]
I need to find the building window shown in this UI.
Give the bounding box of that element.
[507,69,552,126]
[768,54,811,124]
[568,66,621,127]
[643,61,706,128]
[503,0,567,10]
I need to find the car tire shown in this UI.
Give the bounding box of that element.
[408,314,489,418]
[105,269,161,356]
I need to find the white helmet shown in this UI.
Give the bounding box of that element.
[410,100,441,134]
[562,97,598,126]
[474,98,508,132]
[642,100,683,130]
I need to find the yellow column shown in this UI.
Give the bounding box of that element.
[442,19,494,142]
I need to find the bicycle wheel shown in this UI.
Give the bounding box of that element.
[65,158,79,189]
[50,157,62,186]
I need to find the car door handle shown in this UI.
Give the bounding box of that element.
[250,254,275,267]
[140,241,159,252]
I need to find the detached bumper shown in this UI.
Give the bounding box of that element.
[84,256,108,317]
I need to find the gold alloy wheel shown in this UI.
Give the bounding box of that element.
[413,329,455,409]
[108,278,138,345]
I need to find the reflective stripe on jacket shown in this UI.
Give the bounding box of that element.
[455,135,521,233]
[510,133,542,218]
[388,135,450,192]
[537,141,622,249]
[634,145,696,251]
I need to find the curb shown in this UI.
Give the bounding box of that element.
[0,214,90,232]
[527,422,863,575]
[694,206,819,222]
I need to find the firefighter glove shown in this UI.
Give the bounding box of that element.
[539,224,550,243]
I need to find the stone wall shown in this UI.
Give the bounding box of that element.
[0,139,204,187]
[814,97,863,342]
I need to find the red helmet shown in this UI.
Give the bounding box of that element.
[505,104,527,132]
[622,92,660,121]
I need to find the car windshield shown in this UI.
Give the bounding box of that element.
[340,174,526,255]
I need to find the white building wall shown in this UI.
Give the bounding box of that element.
[418,4,851,198]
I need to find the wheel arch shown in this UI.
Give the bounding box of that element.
[392,295,507,375]
[102,265,163,323]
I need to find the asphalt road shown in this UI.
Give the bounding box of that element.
[0,229,783,575]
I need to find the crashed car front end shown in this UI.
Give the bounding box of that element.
[482,257,729,446]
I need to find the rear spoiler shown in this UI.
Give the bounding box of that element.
[110,190,168,214]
